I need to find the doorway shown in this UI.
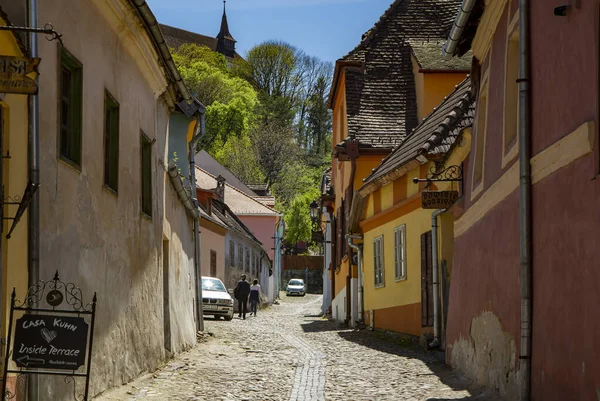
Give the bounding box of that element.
[421,231,433,327]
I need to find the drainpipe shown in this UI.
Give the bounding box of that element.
[346,234,363,324]
[441,0,477,60]
[28,0,40,399]
[188,109,206,332]
[429,209,446,349]
[518,0,532,398]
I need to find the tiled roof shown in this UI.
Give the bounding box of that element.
[410,40,472,71]
[361,76,474,190]
[336,0,466,148]
[195,167,279,216]
[195,151,257,197]
[211,199,264,249]
[252,196,276,208]
[159,24,242,59]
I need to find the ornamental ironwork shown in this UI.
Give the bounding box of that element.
[1,272,97,400]
[412,164,463,184]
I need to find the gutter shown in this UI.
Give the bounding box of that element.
[167,162,199,220]
[130,0,191,102]
[441,0,477,60]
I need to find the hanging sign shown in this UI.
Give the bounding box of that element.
[13,314,89,370]
[421,190,459,209]
[0,55,41,95]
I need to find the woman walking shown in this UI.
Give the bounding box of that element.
[249,279,261,316]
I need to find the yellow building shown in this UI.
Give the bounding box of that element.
[325,0,471,326]
[350,78,473,343]
[0,7,34,397]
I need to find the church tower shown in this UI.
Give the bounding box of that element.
[216,1,236,59]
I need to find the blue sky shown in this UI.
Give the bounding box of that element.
[146,0,394,63]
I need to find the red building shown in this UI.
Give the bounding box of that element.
[443,1,600,400]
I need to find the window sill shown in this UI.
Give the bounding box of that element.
[141,212,152,221]
[58,155,81,173]
[103,185,118,198]
[395,276,407,282]
[501,143,518,169]
[374,283,385,289]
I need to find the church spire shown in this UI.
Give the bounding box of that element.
[216,0,236,58]
[217,0,235,42]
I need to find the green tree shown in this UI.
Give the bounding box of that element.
[172,44,259,151]
[283,188,321,251]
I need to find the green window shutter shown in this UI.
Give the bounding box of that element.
[104,91,119,192]
[59,47,83,167]
[141,133,152,217]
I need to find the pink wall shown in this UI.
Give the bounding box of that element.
[238,215,279,260]
[199,219,226,283]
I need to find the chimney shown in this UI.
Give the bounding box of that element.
[215,175,226,202]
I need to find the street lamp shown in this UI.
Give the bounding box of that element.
[309,200,320,222]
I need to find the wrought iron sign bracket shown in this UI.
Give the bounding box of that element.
[413,165,463,184]
[2,181,40,239]
[0,23,63,45]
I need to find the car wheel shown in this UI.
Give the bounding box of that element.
[301,293,306,297]
[224,315,232,321]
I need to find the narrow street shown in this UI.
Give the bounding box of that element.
[95,295,500,401]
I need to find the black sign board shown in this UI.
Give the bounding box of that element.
[13,315,88,370]
[421,190,459,209]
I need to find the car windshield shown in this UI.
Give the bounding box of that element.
[202,278,226,292]
[289,280,304,286]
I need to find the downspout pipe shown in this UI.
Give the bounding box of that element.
[429,209,446,349]
[28,1,40,399]
[346,234,363,324]
[441,0,477,60]
[518,0,532,398]
[188,109,206,332]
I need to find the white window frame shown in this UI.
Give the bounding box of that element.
[373,235,384,288]
[394,225,407,281]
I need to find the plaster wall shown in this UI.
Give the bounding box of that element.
[35,0,196,398]
[238,215,278,261]
[199,219,226,282]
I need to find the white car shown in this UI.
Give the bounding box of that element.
[201,277,234,320]
[286,278,306,297]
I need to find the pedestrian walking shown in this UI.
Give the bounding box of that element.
[249,279,261,316]
[234,274,251,319]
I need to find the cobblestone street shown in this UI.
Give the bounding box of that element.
[95,295,501,401]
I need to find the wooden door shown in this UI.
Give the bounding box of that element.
[421,231,433,327]
[210,250,217,277]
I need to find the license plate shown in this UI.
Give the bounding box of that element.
[204,304,217,310]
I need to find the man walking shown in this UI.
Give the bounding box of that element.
[234,274,251,319]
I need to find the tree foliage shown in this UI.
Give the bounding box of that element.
[172,44,258,151]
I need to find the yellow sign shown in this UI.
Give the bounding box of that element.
[0,56,41,95]
[421,190,459,209]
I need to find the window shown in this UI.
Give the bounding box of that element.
[59,47,83,167]
[245,248,250,273]
[373,236,384,287]
[141,132,152,217]
[104,90,119,193]
[472,80,489,196]
[252,251,256,275]
[503,26,519,165]
[238,245,243,269]
[210,250,217,277]
[229,241,235,267]
[394,225,407,280]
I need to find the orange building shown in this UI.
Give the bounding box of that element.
[326,0,470,326]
